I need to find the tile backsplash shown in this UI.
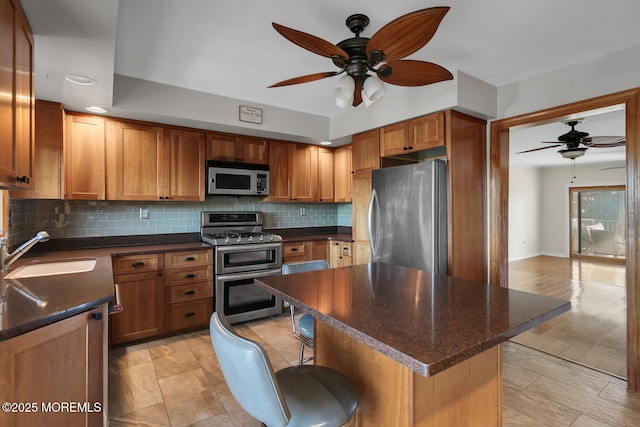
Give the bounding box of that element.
[7,197,352,245]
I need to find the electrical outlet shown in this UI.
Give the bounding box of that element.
[140,208,150,220]
[299,207,306,216]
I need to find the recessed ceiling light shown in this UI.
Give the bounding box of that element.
[65,73,96,86]
[86,106,107,114]
[320,141,332,146]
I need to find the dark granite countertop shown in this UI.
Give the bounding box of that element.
[269,226,352,243]
[255,262,570,377]
[0,241,211,341]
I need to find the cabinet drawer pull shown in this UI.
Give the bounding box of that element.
[184,273,196,279]
[132,261,145,267]
[184,256,196,262]
[290,248,298,252]
[16,175,30,184]
[184,312,196,318]
[184,290,196,296]
[91,312,103,321]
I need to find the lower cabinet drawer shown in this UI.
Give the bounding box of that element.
[166,299,213,332]
[165,282,213,304]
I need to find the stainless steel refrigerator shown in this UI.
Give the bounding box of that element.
[369,160,447,273]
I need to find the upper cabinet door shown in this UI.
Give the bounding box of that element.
[237,137,268,165]
[290,144,318,202]
[265,140,291,202]
[65,115,106,200]
[0,0,34,189]
[164,129,205,201]
[409,112,445,151]
[352,129,380,174]
[13,4,34,189]
[206,133,269,164]
[334,145,352,202]
[109,121,164,201]
[380,122,410,157]
[205,133,237,162]
[317,147,334,202]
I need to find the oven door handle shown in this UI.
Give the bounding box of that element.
[216,268,282,282]
[215,242,283,254]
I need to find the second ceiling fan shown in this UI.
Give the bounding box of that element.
[517,119,626,160]
[269,7,453,107]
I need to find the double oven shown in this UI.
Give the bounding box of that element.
[201,211,283,324]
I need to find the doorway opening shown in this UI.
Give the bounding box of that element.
[570,185,626,262]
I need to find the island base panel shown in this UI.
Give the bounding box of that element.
[315,321,502,427]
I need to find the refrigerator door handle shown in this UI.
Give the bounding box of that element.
[368,188,380,258]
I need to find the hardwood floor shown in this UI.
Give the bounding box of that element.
[108,309,640,426]
[509,256,627,378]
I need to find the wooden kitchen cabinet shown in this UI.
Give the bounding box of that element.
[330,240,352,268]
[352,128,380,174]
[283,240,330,265]
[110,253,164,344]
[65,114,107,200]
[266,141,321,202]
[10,100,64,199]
[334,145,352,202]
[265,139,292,202]
[290,144,318,202]
[379,112,445,157]
[164,249,213,332]
[107,121,165,201]
[0,304,107,427]
[164,128,205,201]
[350,129,379,265]
[317,147,334,202]
[206,132,268,165]
[0,0,34,190]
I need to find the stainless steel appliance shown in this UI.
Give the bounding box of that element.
[368,160,448,273]
[201,211,282,324]
[206,161,269,196]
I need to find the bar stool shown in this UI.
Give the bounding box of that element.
[209,312,358,427]
[282,260,329,365]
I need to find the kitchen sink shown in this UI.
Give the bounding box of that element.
[4,258,97,279]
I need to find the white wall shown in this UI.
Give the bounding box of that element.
[509,162,626,261]
[509,166,542,261]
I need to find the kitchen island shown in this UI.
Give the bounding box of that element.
[255,262,570,426]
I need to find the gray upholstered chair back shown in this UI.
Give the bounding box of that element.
[281,259,329,275]
[209,312,290,427]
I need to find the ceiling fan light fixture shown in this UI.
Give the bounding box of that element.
[558,147,587,160]
[335,74,355,108]
[363,75,385,104]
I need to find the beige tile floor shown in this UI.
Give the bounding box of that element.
[109,313,640,426]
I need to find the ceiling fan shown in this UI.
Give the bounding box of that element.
[516,119,626,160]
[269,7,453,108]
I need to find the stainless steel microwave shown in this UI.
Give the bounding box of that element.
[206,161,269,196]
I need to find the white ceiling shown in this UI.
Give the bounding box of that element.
[20,0,639,165]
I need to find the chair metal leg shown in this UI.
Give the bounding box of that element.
[298,342,305,366]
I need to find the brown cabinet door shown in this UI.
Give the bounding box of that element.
[165,129,205,201]
[65,114,106,200]
[317,147,334,202]
[13,5,34,189]
[380,121,410,156]
[109,121,164,200]
[206,132,237,162]
[0,305,106,427]
[0,0,16,186]
[266,140,291,201]
[410,112,445,151]
[238,137,269,164]
[352,129,380,173]
[352,172,372,265]
[334,145,352,202]
[10,101,63,199]
[290,144,318,202]
[111,271,164,344]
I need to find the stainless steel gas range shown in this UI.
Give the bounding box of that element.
[201,211,283,324]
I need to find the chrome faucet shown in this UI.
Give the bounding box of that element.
[0,231,50,271]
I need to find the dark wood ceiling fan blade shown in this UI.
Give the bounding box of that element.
[367,7,450,62]
[269,71,340,88]
[378,60,452,86]
[516,145,563,154]
[272,23,348,60]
